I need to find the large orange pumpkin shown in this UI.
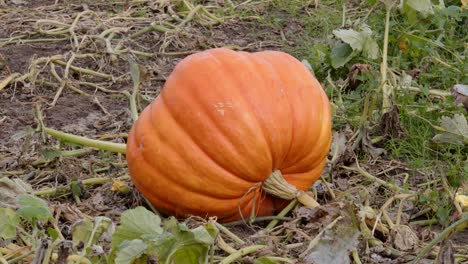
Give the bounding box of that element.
[126,48,332,222]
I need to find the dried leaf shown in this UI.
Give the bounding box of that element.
[361,127,387,158]
[295,202,345,231]
[111,179,131,193]
[347,64,372,90]
[0,177,32,208]
[455,193,468,208]
[358,206,377,221]
[302,205,360,264]
[9,0,28,5]
[451,84,468,110]
[329,131,347,165]
[379,105,406,139]
[392,225,419,251]
[50,203,85,223]
[436,240,455,264]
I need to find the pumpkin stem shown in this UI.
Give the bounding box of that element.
[262,170,320,208]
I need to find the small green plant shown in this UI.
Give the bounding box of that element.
[0,200,218,263]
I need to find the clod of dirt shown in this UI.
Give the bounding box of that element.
[391,225,419,251]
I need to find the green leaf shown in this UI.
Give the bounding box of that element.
[17,194,48,207]
[333,29,363,51]
[436,207,450,225]
[16,194,52,222]
[42,148,63,160]
[166,244,210,264]
[147,232,177,261]
[330,43,354,69]
[164,223,217,264]
[191,226,216,245]
[362,36,379,59]
[406,0,434,17]
[333,25,379,60]
[112,212,217,264]
[111,207,163,249]
[72,219,94,246]
[115,239,148,264]
[17,206,53,222]
[0,208,20,239]
[432,114,468,145]
[47,227,60,241]
[150,217,217,264]
[70,180,83,198]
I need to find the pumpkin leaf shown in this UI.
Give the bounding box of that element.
[111,206,163,248]
[111,211,216,263]
[144,232,176,261]
[406,0,434,17]
[333,29,363,51]
[162,226,216,263]
[330,42,354,69]
[333,25,379,60]
[72,216,113,248]
[432,114,468,145]
[0,208,20,240]
[150,217,217,264]
[72,219,93,246]
[115,239,148,264]
[16,194,53,222]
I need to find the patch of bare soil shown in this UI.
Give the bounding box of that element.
[0,43,69,73]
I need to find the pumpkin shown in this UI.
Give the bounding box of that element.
[126,48,332,222]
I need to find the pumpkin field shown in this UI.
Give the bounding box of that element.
[0,0,467,263]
